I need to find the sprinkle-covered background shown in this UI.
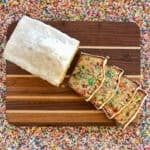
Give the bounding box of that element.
[0,0,150,149]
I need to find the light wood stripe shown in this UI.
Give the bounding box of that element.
[7,95,83,101]
[125,75,142,78]
[6,74,141,78]
[7,110,100,113]
[79,46,141,50]
[6,75,37,78]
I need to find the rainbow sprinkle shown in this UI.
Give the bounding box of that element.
[0,0,149,149]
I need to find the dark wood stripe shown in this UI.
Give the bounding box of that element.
[6,76,75,96]
[6,76,140,96]
[6,21,140,46]
[6,48,140,75]
[6,61,29,75]
[7,87,77,96]
[7,76,55,87]
[6,99,94,110]
[69,48,140,75]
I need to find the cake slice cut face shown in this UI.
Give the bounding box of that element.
[90,65,124,109]
[114,89,147,129]
[68,53,107,99]
[103,77,139,119]
[3,15,80,86]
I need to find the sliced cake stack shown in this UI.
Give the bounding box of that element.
[69,53,147,129]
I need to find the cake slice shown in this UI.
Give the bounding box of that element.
[90,65,124,109]
[68,53,107,99]
[114,88,147,129]
[3,16,79,86]
[103,77,139,119]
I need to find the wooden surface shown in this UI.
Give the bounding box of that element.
[6,21,141,125]
[7,48,140,75]
[6,21,140,46]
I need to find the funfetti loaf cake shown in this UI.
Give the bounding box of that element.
[114,88,147,129]
[68,53,108,99]
[103,77,140,119]
[3,16,80,86]
[90,65,124,109]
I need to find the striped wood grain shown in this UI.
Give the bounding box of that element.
[6,21,140,125]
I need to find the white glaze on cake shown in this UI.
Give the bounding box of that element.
[3,16,79,86]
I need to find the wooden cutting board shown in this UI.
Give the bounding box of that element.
[5,21,141,125]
